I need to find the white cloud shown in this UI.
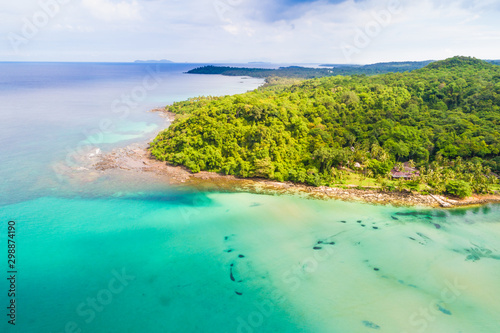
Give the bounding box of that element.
[1,0,500,63]
[203,0,500,63]
[81,0,142,21]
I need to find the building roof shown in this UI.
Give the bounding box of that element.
[390,162,420,178]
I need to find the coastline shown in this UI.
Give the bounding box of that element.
[58,107,499,209]
[148,107,177,122]
[86,142,500,209]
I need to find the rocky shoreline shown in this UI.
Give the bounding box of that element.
[81,143,500,208]
[148,108,177,122]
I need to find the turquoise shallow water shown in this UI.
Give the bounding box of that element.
[1,63,500,332]
[1,192,499,333]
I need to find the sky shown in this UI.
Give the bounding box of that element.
[1,0,500,63]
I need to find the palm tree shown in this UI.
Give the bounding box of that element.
[454,156,463,173]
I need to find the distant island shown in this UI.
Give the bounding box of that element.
[150,57,500,202]
[187,59,500,79]
[184,61,436,78]
[134,59,174,63]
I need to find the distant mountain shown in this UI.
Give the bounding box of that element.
[134,59,174,63]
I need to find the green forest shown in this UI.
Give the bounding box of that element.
[151,57,500,197]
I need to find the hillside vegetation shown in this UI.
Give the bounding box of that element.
[151,57,500,196]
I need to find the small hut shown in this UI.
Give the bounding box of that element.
[390,162,420,180]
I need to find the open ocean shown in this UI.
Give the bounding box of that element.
[1,62,500,333]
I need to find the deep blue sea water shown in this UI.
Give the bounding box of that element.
[1,63,500,333]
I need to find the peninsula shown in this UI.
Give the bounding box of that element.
[186,59,500,79]
[147,57,500,205]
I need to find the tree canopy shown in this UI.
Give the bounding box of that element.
[151,57,500,194]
